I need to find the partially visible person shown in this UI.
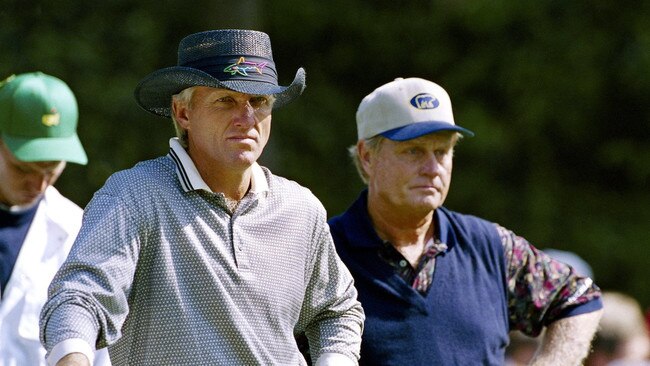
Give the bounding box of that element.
[39,29,363,366]
[0,72,110,365]
[586,291,650,366]
[543,248,594,278]
[330,77,603,365]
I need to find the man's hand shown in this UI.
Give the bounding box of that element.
[55,352,91,366]
[529,310,603,366]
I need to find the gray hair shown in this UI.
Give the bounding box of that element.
[348,135,385,184]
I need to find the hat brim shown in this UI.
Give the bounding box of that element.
[134,67,306,118]
[381,121,475,141]
[2,133,88,165]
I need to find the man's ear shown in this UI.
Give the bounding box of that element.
[172,98,191,129]
[357,140,372,173]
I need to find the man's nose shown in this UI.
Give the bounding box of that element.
[233,102,256,127]
[421,153,441,176]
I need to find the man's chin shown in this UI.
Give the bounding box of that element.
[17,193,44,207]
[413,196,443,211]
[232,152,261,167]
[3,196,42,211]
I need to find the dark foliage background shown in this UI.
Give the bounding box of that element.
[2,1,648,307]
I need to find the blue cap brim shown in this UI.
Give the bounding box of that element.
[380,121,475,141]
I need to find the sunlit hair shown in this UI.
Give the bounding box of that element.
[170,87,276,149]
[171,87,196,148]
[348,132,462,184]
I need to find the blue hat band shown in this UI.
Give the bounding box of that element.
[183,55,278,86]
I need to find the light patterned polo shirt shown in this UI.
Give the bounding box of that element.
[40,138,364,365]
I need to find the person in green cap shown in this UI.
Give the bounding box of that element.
[0,72,110,365]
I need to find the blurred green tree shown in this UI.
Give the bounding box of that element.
[1,0,648,307]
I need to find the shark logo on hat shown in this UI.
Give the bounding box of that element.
[42,107,61,127]
[223,56,268,77]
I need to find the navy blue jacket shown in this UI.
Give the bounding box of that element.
[329,191,510,365]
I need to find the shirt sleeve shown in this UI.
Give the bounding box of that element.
[497,224,602,336]
[296,209,364,364]
[46,338,95,366]
[40,191,142,355]
[315,352,357,366]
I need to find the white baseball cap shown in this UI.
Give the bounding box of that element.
[355,77,474,141]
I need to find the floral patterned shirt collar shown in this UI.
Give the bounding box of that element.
[379,210,449,294]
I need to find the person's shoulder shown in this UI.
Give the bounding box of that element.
[42,186,84,228]
[265,167,316,196]
[440,206,495,226]
[117,155,174,178]
[328,193,364,228]
[263,167,324,208]
[439,206,500,239]
[102,155,175,193]
[44,186,83,213]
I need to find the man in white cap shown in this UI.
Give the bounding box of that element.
[40,30,363,366]
[329,77,603,365]
[0,72,110,365]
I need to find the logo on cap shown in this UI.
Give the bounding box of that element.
[41,107,60,127]
[223,57,268,76]
[410,93,439,110]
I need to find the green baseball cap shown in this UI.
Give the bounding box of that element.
[0,72,87,164]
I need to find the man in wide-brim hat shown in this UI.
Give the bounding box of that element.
[40,29,364,366]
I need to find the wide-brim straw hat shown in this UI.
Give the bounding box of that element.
[134,29,306,117]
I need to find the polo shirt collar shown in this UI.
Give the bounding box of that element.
[167,138,269,194]
[339,190,383,249]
